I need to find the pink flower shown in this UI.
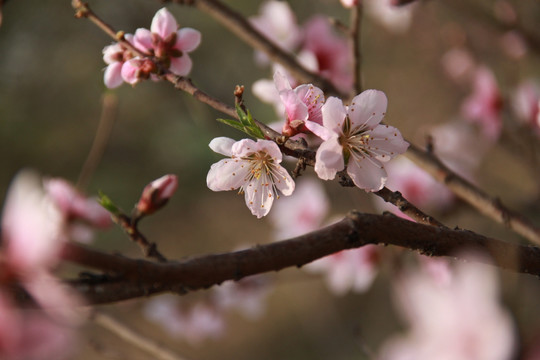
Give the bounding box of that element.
[364,0,415,34]
[206,137,295,218]
[213,275,272,320]
[372,157,454,218]
[314,90,409,191]
[0,171,84,359]
[379,258,516,360]
[461,66,503,141]
[340,0,359,8]
[136,174,179,215]
[270,177,329,239]
[440,47,476,84]
[249,1,302,65]
[133,8,201,77]
[512,81,540,136]
[102,34,135,89]
[274,71,325,137]
[302,16,353,93]
[306,245,380,295]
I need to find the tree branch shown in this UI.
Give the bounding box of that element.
[62,211,540,304]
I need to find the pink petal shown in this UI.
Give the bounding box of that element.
[169,54,192,76]
[321,96,347,135]
[273,71,293,92]
[151,8,177,39]
[365,125,409,162]
[102,43,123,64]
[175,28,201,52]
[133,28,154,53]
[348,90,388,130]
[314,135,344,180]
[104,62,124,89]
[121,59,141,85]
[346,155,387,191]
[295,84,324,125]
[209,137,236,157]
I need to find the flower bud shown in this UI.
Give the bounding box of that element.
[136,174,178,215]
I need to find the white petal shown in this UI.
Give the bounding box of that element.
[271,165,295,196]
[231,138,258,157]
[346,155,387,191]
[244,179,273,219]
[104,62,124,89]
[255,140,283,163]
[363,125,409,162]
[321,97,347,134]
[315,135,344,180]
[348,90,388,130]
[273,71,293,92]
[206,159,249,191]
[209,137,235,156]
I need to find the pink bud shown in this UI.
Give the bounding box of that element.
[136,174,178,215]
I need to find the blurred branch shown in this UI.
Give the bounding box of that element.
[77,93,118,192]
[92,311,189,360]
[349,3,363,94]
[63,211,540,304]
[406,143,540,245]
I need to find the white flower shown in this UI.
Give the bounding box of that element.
[314,90,409,191]
[206,137,295,218]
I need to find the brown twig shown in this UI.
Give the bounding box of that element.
[406,143,540,245]
[77,93,118,192]
[113,213,168,262]
[92,311,189,360]
[62,211,540,304]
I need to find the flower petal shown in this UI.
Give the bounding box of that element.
[348,90,388,130]
[346,155,387,191]
[151,8,177,39]
[206,159,249,192]
[175,28,201,52]
[315,135,344,180]
[243,180,274,219]
[273,71,293,92]
[364,125,409,162]
[104,62,124,89]
[133,28,153,53]
[209,137,235,157]
[321,96,347,135]
[169,54,192,76]
[295,84,324,125]
[271,166,295,196]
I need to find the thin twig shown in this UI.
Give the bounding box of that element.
[77,93,118,192]
[406,143,540,245]
[62,211,540,304]
[92,311,189,360]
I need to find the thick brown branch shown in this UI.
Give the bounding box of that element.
[63,212,540,304]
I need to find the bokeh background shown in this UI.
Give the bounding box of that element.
[1,0,540,359]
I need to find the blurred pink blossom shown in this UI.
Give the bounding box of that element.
[302,16,353,93]
[102,34,136,89]
[213,275,272,320]
[0,171,84,359]
[314,90,409,191]
[500,31,527,60]
[372,157,454,219]
[144,295,225,345]
[274,71,325,136]
[306,245,380,295]
[249,1,302,65]
[364,0,415,34]
[136,174,178,215]
[270,177,329,239]
[440,47,476,84]
[340,0,359,8]
[512,81,540,136]
[206,137,295,218]
[461,66,504,141]
[379,258,516,360]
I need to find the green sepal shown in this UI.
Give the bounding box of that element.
[216,104,265,139]
[98,191,121,216]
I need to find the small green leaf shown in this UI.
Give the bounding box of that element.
[216,104,265,139]
[98,191,121,216]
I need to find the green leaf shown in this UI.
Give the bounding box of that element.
[98,191,121,216]
[216,104,265,139]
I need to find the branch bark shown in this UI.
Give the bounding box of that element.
[63,212,540,305]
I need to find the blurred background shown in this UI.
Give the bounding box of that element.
[1,0,540,359]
